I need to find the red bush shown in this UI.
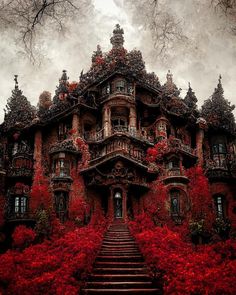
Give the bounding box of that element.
[0,221,106,295]
[129,215,236,295]
[12,225,36,249]
[31,164,52,212]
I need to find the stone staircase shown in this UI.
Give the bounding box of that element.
[81,221,160,295]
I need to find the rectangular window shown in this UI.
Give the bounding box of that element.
[116,80,125,92]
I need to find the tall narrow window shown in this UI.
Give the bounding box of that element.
[14,196,27,214]
[170,190,180,215]
[212,142,227,168]
[214,195,225,218]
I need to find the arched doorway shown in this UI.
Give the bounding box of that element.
[114,190,123,218]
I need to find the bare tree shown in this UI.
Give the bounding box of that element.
[0,0,91,62]
[125,0,187,59]
[211,0,236,33]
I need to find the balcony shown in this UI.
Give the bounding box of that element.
[89,137,146,166]
[83,127,154,143]
[161,168,189,184]
[167,137,196,157]
[205,157,232,180]
[49,139,78,154]
[6,212,34,222]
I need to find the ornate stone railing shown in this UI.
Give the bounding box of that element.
[84,129,104,141]
[83,127,153,143]
[49,139,78,154]
[167,137,196,156]
[90,137,146,165]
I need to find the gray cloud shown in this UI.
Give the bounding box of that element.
[0,0,235,123]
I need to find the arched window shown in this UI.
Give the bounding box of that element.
[54,191,68,222]
[214,194,226,218]
[170,190,180,215]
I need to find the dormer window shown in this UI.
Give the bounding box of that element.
[116,80,125,92]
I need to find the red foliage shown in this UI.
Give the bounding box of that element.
[143,181,169,225]
[0,222,106,295]
[68,82,78,93]
[75,137,90,170]
[12,225,36,249]
[30,164,52,212]
[146,140,168,163]
[186,166,214,233]
[129,215,236,295]
[69,169,90,224]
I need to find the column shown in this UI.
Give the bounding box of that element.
[34,129,42,169]
[129,106,137,130]
[103,106,110,138]
[122,189,127,221]
[196,118,207,166]
[108,187,114,219]
[72,112,80,136]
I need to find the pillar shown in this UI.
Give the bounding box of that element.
[129,106,137,131]
[103,106,110,138]
[34,129,42,169]
[196,118,207,166]
[72,112,80,136]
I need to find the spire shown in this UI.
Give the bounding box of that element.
[14,75,19,90]
[57,70,69,95]
[201,75,235,134]
[110,24,124,49]
[184,82,197,109]
[163,70,180,97]
[166,70,173,85]
[59,70,69,84]
[92,44,103,63]
[3,75,35,130]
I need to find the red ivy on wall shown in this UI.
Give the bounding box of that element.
[30,164,52,212]
[75,137,90,170]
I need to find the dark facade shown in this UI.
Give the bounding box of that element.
[0,25,235,230]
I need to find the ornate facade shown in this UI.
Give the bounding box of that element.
[0,25,235,230]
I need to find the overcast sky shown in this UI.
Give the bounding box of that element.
[0,0,235,123]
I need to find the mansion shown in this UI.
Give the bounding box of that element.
[0,25,235,232]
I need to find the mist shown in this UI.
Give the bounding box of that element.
[0,0,235,123]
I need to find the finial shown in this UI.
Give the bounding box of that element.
[166,70,173,84]
[218,74,222,84]
[60,70,69,83]
[188,82,191,89]
[14,75,18,89]
[110,24,124,49]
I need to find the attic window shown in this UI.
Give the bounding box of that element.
[116,80,125,92]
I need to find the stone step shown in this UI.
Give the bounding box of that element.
[86,281,153,289]
[102,241,136,245]
[96,255,143,262]
[89,274,151,282]
[99,252,140,256]
[93,267,148,274]
[82,288,160,295]
[94,261,146,268]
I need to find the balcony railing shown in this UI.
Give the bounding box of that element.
[90,138,146,165]
[6,211,34,221]
[8,167,33,178]
[83,127,154,143]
